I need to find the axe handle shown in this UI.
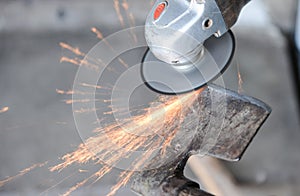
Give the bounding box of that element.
[215,0,251,28]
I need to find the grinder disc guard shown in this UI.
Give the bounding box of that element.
[141,30,235,94]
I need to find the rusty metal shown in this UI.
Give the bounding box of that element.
[131,84,271,196]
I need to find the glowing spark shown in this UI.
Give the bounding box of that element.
[60,57,99,71]
[121,0,129,10]
[0,4,207,193]
[91,165,112,184]
[91,27,114,51]
[0,162,47,187]
[61,178,91,196]
[39,172,78,195]
[237,62,244,93]
[0,107,9,114]
[121,0,138,43]
[59,42,85,56]
[113,0,125,28]
[56,89,74,95]
[118,57,129,68]
[91,27,104,40]
[60,56,79,65]
[50,87,203,196]
[78,169,89,173]
[129,13,138,43]
[91,27,128,72]
[60,42,110,72]
[107,145,157,196]
[80,59,100,71]
[63,99,101,105]
[73,108,97,114]
[79,83,113,92]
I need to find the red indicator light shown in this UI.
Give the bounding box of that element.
[154,3,166,20]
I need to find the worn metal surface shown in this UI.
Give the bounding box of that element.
[131,84,271,196]
[215,0,251,28]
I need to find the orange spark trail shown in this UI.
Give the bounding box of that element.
[108,89,205,195]
[91,27,114,51]
[56,89,106,96]
[59,42,85,56]
[60,56,79,65]
[60,42,111,73]
[74,108,100,114]
[107,142,159,196]
[56,89,74,95]
[121,0,138,43]
[63,99,102,105]
[0,2,208,195]
[114,0,125,28]
[91,27,104,40]
[79,83,114,92]
[117,57,129,68]
[91,27,129,71]
[0,88,203,195]
[0,162,47,187]
[39,172,78,195]
[237,62,244,93]
[50,87,203,196]
[0,107,9,114]
[60,57,100,71]
[80,83,107,90]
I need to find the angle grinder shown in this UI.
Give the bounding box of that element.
[142,0,251,94]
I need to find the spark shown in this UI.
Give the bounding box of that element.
[91,27,104,40]
[59,42,85,57]
[107,143,158,196]
[49,87,203,196]
[60,57,100,72]
[60,43,108,72]
[91,27,129,71]
[39,172,78,195]
[60,56,79,65]
[73,108,100,114]
[121,0,138,43]
[56,89,106,96]
[0,88,204,196]
[0,162,47,187]
[80,83,108,90]
[63,99,102,105]
[78,169,89,173]
[129,13,137,40]
[113,0,125,28]
[91,27,114,51]
[61,177,91,196]
[0,2,207,194]
[0,107,9,114]
[56,89,74,95]
[79,82,118,92]
[117,57,129,68]
[237,62,244,93]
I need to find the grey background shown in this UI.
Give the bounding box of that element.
[0,0,299,195]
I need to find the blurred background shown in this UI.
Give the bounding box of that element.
[0,0,299,195]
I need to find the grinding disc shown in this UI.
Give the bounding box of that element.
[141,30,235,94]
